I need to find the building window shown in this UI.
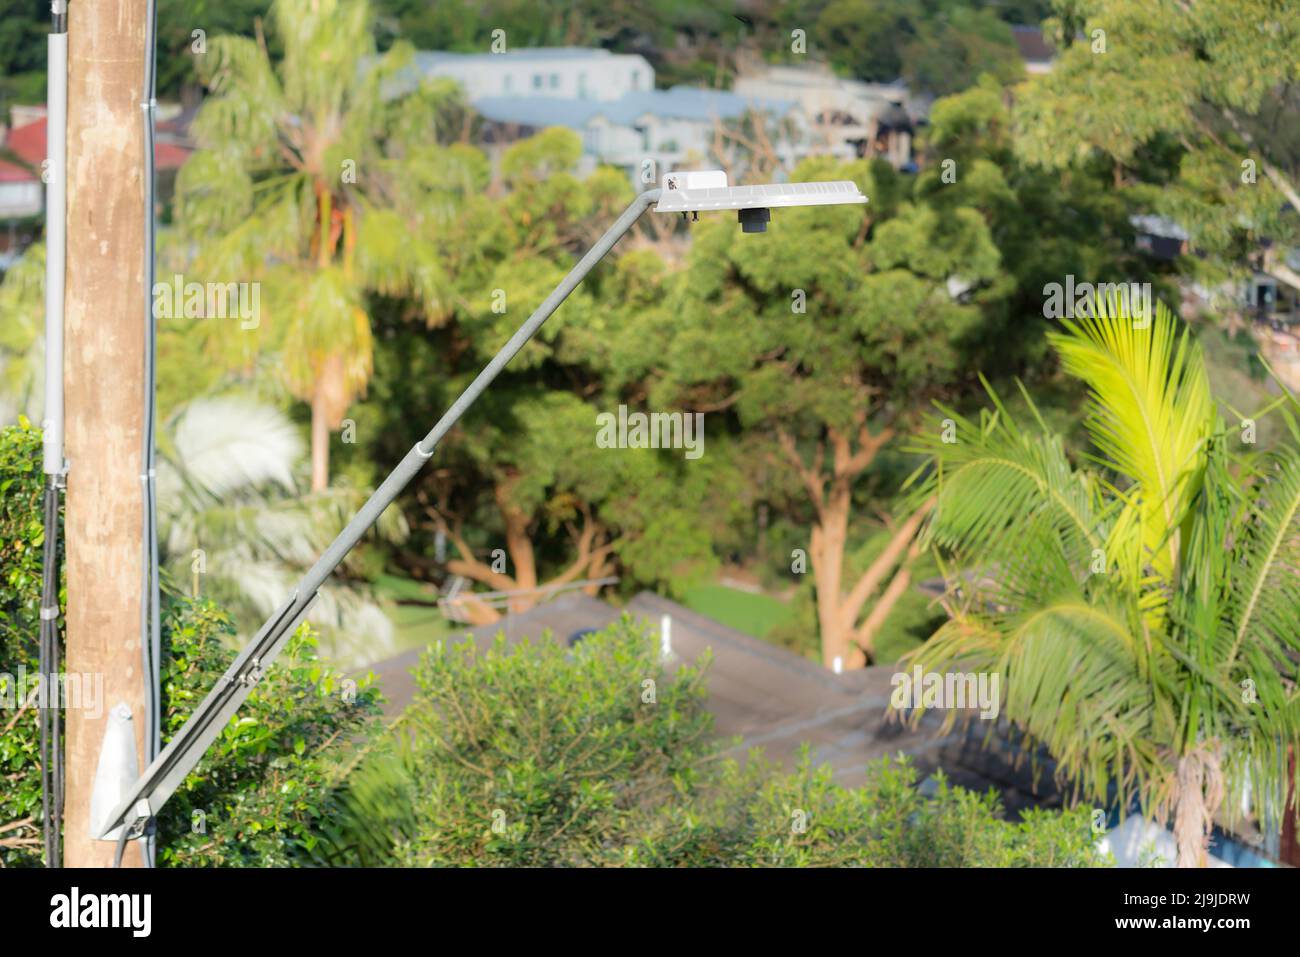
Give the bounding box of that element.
[630,69,641,90]
[503,74,513,93]
[578,72,588,98]
[549,73,560,90]
[532,74,543,89]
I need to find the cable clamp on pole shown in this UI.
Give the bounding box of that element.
[414,440,434,460]
[240,658,265,687]
[125,800,153,841]
[40,606,59,621]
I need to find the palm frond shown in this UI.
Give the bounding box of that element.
[1226,447,1300,677]
[911,384,1109,583]
[191,35,287,167]
[907,597,1170,812]
[162,395,303,500]
[1049,298,1214,583]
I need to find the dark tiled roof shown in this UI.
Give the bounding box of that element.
[1012,25,1056,64]
[365,591,620,719]
[363,590,1062,815]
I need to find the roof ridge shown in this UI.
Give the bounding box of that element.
[625,590,848,691]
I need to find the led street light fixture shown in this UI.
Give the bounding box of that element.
[655,170,867,233]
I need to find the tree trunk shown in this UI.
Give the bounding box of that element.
[62,0,149,867]
[1281,747,1300,866]
[433,485,613,621]
[495,480,537,614]
[811,483,857,669]
[779,423,904,671]
[310,382,329,492]
[1173,749,1224,868]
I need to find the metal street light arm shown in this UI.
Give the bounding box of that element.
[97,186,663,842]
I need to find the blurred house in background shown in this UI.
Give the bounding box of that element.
[0,159,41,220]
[0,110,192,269]
[1133,212,1300,388]
[0,111,48,268]
[396,46,811,183]
[473,85,805,182]
[406,46,654,102]
[733,63,923,170]
[1011,25,1056,76]
[1130,214,1189,262]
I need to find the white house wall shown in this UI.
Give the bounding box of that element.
[419,50,654,103]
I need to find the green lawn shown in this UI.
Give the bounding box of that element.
[680,583,794,639]
[377,572,929,667]
[374,574,460,655]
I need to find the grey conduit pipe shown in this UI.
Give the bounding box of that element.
[41,0,66,480]
[98,187,663,841]
[38,0,68,869]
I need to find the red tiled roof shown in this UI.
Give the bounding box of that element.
[154,140,191,169]
[5,117,192,170]
[4,118,46,168]
[0,158,37,183]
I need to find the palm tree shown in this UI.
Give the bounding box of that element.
[174,0,461,489]
[906,298,1300,867]
[157,393,407,666]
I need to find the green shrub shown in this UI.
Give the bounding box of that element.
[0,418,50,866]
[157,599,384,867]
[381,619,716,866]
[334,621,1109,868]
[626,753,1105,868]
[0,420,384,867]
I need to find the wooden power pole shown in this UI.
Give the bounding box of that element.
[62,0,149,867]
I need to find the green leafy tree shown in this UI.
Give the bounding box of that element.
[816,0,918,83]
[902,6,1024,97]
[154,0,281,100]
[0,243,45,426]
[1015,0,1300,294]
[814,0,1025,93]
[0,424,383,867]
[387,622,715,866]
[418,388,740,620]
[907,299,1300,866]
[649,156,1008,669]
[921,75,1160,323]
[0,0,47,105]
[350,130,742,611]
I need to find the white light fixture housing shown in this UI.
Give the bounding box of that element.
[655,169,868,232]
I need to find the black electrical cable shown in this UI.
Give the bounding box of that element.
[39,487,52,864]
[39,479,63,867]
